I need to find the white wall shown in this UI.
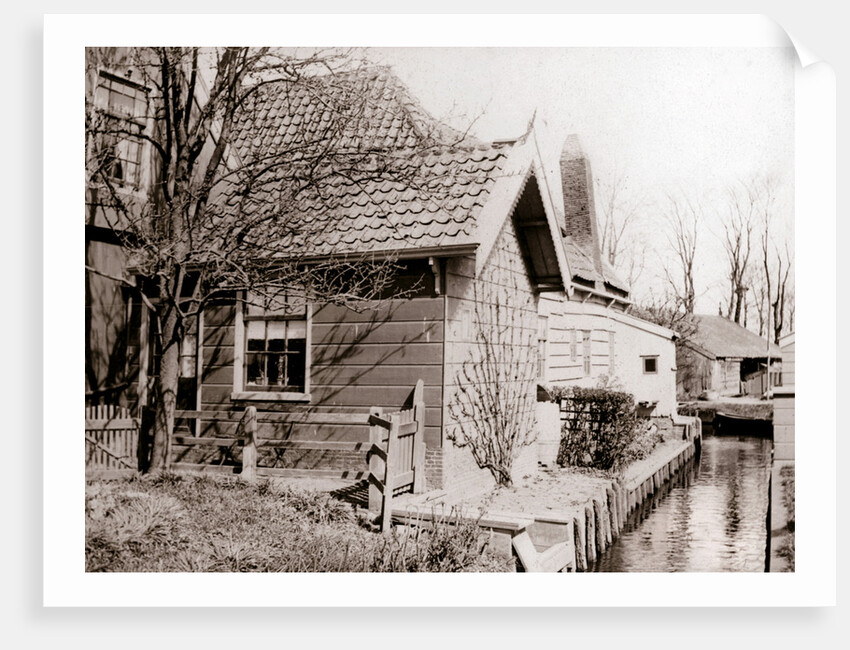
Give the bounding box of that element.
[610,312,678,416]
[540,293,678,417]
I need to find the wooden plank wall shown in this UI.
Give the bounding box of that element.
[198,295,445,450]
[540,294,613,384]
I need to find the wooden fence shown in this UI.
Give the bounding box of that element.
[85,404,140,478]
[170,380,427,531]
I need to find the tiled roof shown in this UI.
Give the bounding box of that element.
[600,257,629,292]
[211,67,512,257]
[691,314,782,359]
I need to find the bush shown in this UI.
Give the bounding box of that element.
[552,386,643,471]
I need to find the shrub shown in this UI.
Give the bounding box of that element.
[552,386,642,471]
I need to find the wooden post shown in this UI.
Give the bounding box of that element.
[585,504,597,564]
[594,498,608,552]
[368,407,384,514]
[574,513,587,572]
[241,406,257,483]
[381,416,399,532]
[607,486,619,541]
[412,379,426,493]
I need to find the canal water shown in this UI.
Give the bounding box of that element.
[592,432,773,572]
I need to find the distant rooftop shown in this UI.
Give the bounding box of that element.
[690,314,782,359]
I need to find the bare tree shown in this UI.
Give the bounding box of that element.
[447,253,537,487]
[720,183,756,323]
[596,175,645,266]
[662,190,701,314]
[771,241,793,344]
[86,47,462,471]
[752,177,794,344]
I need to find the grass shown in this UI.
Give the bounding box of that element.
[85,472,513,573]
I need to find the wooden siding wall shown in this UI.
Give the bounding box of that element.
[773,394,795,461]
[717,359,742,395]
[540,295,677,415]
[196,295,445,460]
[442,218,539,491]
[85,238,135,406]
[539,294,615,385]
[781,341,795,386]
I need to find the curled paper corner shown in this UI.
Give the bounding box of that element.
[764,15,823,68]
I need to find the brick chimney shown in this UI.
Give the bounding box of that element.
[560,135,602,270]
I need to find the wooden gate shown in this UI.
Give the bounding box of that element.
[367,380,427,531]
[85,404,140,478]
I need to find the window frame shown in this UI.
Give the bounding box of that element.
[537,315,549,381]
[91,71,149,191]
[642,355,659,375]
[231,292,312,403]
[581,329,592,376]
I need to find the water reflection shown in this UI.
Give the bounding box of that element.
[592,434,772,572]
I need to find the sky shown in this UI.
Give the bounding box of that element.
[366,46,797,314]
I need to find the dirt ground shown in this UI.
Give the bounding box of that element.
[266,434,691,524]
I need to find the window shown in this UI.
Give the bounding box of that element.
[237,292,310,398]
[537,316,549,380]
[570,328,577,362]
[643,356,658,374]
[93,73,148,188]
[582,330,591,376]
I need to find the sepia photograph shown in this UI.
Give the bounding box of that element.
[80,41,799,577]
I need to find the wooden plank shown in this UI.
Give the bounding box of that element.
[512,531,541,572]
[368,414,393,430]
[367,444,388,462]
[310,364,443,387]
[391,508,533,532]
[172,436,243,447]
[312,320,444,347]
[538,541,574,573]
[177,410,373,425]
[380,417,399,532]
[241,406,257,483]
[367,472,385,493]
[85,419,140,430]
[256,468,368,480]
[313,298,444,325]
[171,462,240,475]
[396,421,418,436]
[84,435,136,468]
[260,440,373,452]
[308,385,442,409]
[312,341,443,367]
[391,470,415,490]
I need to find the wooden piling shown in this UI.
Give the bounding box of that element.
[585,505,597,564]
[593,498,608,552]
[574,513,587,572]
[607,486,619,541]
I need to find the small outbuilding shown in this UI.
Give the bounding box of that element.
[678,314,782,398]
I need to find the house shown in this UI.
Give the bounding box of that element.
[86,58,577,492]
[678,314,782,398]
[536,136,679,422]
[85,50,155,408]
[86,53,684,491]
